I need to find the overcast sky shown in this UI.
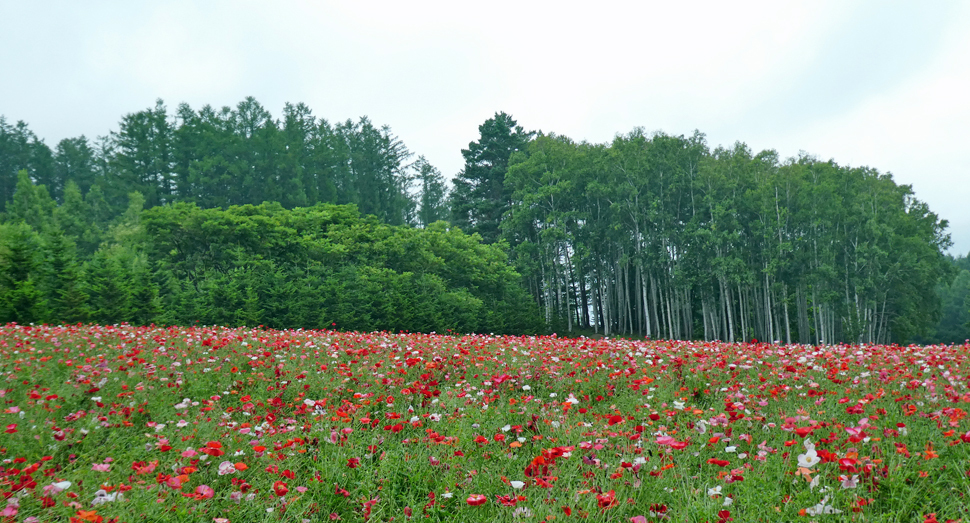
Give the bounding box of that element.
[2,1,968,253]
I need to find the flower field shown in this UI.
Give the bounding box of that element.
[1,324,969,522]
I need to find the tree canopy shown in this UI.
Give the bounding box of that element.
[0,101,963,343]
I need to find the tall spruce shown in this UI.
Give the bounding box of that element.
[451,112,532,243]
[414,155,447,227]
[0,223,46,323]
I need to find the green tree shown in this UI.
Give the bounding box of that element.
[337,117,413,224]
[0,118,53,211]
[55,180,103,255]
[0,222,46,323]
[111,99,175,208]
[451,112,532,243]
[53,136,97,198]
[7,170,57,233]
[41,232,89,324]
[414,155,447,227]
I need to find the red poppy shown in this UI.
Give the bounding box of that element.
[273,480,289,497]
[596,490,617,509]
[466,494,487,506]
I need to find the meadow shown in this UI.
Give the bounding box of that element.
[0,324,968,522]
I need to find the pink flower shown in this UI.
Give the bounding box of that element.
[91,463,111,472]
[194,485,215,499]
[218,461,237,475]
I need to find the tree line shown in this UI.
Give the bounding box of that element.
[1,100,966,343]
[450,116,962,344]
[0,98,448,227]
[0,177,538,333]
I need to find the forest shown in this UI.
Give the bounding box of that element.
[0,98,967,343]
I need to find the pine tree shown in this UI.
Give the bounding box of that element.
[450,112,532,243]
[414,156,447,227]
[42,232,89,324]
[53,136,97,198]
[83,247,132,324]
[0,223,46,323]
[8,170,57,232]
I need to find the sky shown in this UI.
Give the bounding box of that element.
[2,1,969,253]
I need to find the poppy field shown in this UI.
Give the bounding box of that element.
[1,324,969,522]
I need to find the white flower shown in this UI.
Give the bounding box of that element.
[513,507,533,518]
[510,481,525,489]
[695,420,709,434]
[805,496,842,515]
[707,485,722,497]
[91,489,122,506]
[809,475,821,491]
[723,496,733,507]
[797,438,820,468]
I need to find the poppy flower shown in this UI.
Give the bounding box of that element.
[466,494,487,506]
[193,485,214,499]
[273,480,288,497]
[596,490,617,509]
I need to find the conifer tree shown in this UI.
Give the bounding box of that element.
[0,223,46,323]
[451,112,532,243]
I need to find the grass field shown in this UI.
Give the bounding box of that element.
[1,324,968,522]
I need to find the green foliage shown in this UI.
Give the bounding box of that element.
[414,155,447,227]
[0,102,957,341]
[451,112,533,244]
[53,135,97,199]
[141,202,539,333]
[505,131,952,343]
[915,253,970,344]
[81,244,159,325]
[8,170,57,232]
[0,118,56,213]
[41,232,89,324]
[0,222,47,323]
